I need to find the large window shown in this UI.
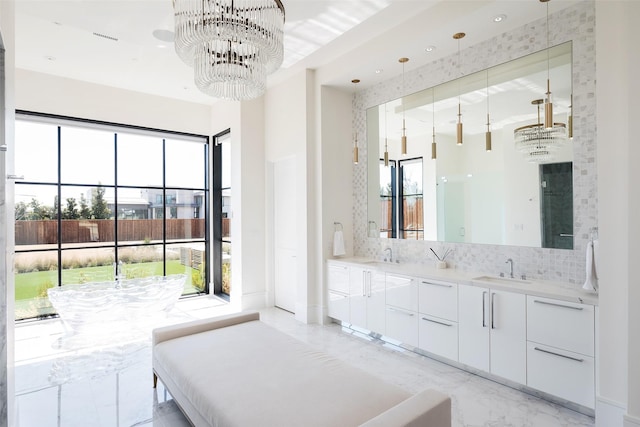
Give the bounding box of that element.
[14,112,210,320]
[379,160,397,238]
[399,158,424,240]
[212,130,231,296]
[379,157,424,239]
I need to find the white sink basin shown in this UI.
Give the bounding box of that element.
[472,275,532,285]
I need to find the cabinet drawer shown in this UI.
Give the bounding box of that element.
[527,342,595,409]
[327,264,350,294]
[328,291,349,323]
[386,274,418,312]
[527,296,595,356]
[385,306,419,347]
[419,314,458,361]
[418,279,457,321]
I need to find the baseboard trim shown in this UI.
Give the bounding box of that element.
[596,395,626,427]
[239,291,267,311]
[624,414,640,427]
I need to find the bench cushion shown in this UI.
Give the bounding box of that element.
[154,319,411,427]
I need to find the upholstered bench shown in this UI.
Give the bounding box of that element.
[152,311,451,427]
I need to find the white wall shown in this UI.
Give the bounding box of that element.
[16,69,212,135]
[595,2,639,426]
[319,85,352,321]
[264,69,316,322]
[0,1,16,424]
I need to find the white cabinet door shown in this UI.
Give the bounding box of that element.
[386,273,418,312]
[489,290,527,384]
[419,314,458,361]
[386,306,418,347]
[367,271,386,334]
[327,264,350,322]
[418,279,458,321]
[349,266,368,328]
[327,264,349,294]
[527,342,595,409]
[527,296,595,356]
[328,291,349,322]
[458,285,490,371]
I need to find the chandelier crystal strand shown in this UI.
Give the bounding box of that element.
[173,0,285,100]
[514,99,566,163]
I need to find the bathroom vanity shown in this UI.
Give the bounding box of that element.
[326,258,598,415]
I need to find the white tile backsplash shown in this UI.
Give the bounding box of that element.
[352,1,596,286]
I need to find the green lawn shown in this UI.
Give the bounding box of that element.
[15,260,199,300]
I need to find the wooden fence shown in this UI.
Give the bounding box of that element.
[15,219,213,245]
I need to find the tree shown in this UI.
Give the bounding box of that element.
[79,194,91,219]
[28,198,53,220]
[15,201,28,220]
[62,197,80,219]
[91,185,111,219]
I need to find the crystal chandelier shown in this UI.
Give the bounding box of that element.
[514,99,567,163]
[173,0,286,101]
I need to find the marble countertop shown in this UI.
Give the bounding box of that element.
[327,257,599,306]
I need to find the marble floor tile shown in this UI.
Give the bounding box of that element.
[15,303,595,427]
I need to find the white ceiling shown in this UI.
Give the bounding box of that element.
[14,0,579,106]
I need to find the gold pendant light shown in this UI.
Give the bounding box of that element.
[485,69,492,152]
[541,0,554,129]
[453,32,465,145]
[568,94,573,139]
[352,79,360,164]
[431,87,437,160]
[399,57,409,155]
[384,102,389,167]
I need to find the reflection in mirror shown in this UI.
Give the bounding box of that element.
[367,42,573,249]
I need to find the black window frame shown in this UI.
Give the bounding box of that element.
[14,110,211,320]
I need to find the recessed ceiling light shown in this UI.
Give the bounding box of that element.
[425,46,436,53]
[153,29,175,43]
[493,14,507,23]
[375,69,383,74]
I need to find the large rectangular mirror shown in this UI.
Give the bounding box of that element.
[367,42,573,249]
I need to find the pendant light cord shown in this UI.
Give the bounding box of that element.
[546,1,550,83]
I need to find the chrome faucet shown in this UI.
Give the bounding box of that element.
[384,247,393,263]
[505,258,514,278]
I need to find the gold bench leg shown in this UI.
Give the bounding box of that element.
[153,372,158,388]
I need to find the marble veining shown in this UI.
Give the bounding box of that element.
[14,304,594,426]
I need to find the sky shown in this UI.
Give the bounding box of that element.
[13,118,222,209]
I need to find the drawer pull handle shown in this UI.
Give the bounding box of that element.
[534,347,584,362]
[421,281,453,288]
[534,300,583,310]
[421,317,452,327]
[387,307,414,316]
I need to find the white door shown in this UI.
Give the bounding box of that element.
[367,271,387,334]
[349,266,368,328]
[274,157,297,313]
[458,284,490,371]
[489,290,527,384]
